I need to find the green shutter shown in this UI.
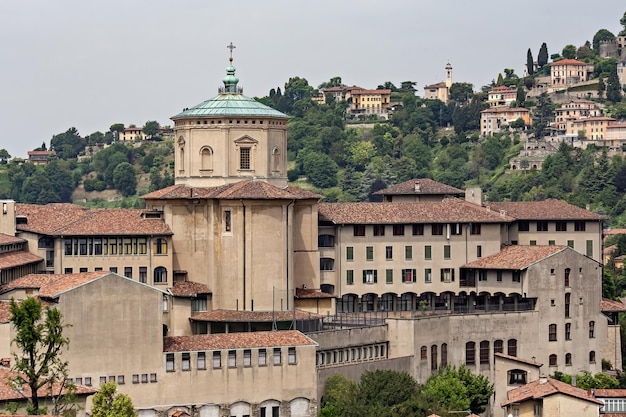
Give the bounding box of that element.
[425,245,432,260]
[347,270,354,285]
[444,245,451,259]
[405,245,412,260]
[386,269,393,283]
[346,246,353,260]
[586,240,593,257]
[362,270,367,283]
[440,269,444,282]
[366,246,373,261]
[412,269,417,282]
[374,270,378,283]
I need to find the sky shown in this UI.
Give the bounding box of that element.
[0,1,624,159]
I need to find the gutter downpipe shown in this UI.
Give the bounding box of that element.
[240,199,246,310]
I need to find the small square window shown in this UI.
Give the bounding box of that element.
[273,348,282,365]
[150,373,157,383]
[85,377,92,386]
[288,347,297,365]
[132,374,139,384]
[100,376,106,384]
[141,374,148,383]
[108,376,116,382]
[259,349,267,366]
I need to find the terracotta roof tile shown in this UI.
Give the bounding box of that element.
[295,288,334,299]
[0,367,97,400]
[603,298,626,312]
[0,234,25,245]
[550,59,588,66]
[319,198,514,225]
[481,107,530,114]
[487,199,606,221]
[15,204,173,236]
[0,302,12,324]
[0,271,111,298]
[494,352,543,367]
[594,388,626,398]
[374,178,464,196]
[191,309,322,322]
[169,281,212,297]
[463,245,567,270]
[163,330,317,352]
[142,180,321,201]
[502,377,602,406]
[0,251,42,269]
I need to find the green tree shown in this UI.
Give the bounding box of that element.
[91,382,137,417]
[0,149,11,164]
[593,29,616,53]
[142,121,160,139]
[516,87,526,107]
[399,81,417,93]
[109,123,125,134]
[532,93,554,139]
[526,48,534,75]
[10,297,71,414]
[621,11,626,35]
[318,76,343,89]
[300,152,338,188]
[562,44,577,59]
[319,374,359,417]
[607,62,623,103]
[598,76,606,100]
[449,83,474,104]
[421,365,493,415]
[112,162,137,197]
[50,128,86,159]
[538,42,549,68]
[577,43,593,60]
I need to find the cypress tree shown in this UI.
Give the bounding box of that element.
[538,42,548,68]
[526,49,534,75]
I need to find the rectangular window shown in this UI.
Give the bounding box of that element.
[132,374,139,384]
[405,245,412,260]
[346,270,354,285]
[353,225,365,236]
[213,351,221,368]
[450,223,462,235]
[139,267,147,283]
[373,225,385,236]
[363,270,377,284]
[79,239,87,255]
[402,269,416,283]
[412,224,424,235]
[366,246,374,261]
[182,353,190,371]
[567,240,574,248]
[518,221,530,231]
[124,267,132,279]
[497,271,502,282]
[440,268,455,282]
[150,373,157,383]
[117,375,125,385]
[240,147,251,170]
[386,269,393,284]
[549,324,557,341]
[512,271,520,282]
[385,246,393,260]
[529,240,536,246]
[425,268,432,283]
[79,267,88,273]
[346,246,354,261]
[64,268,73,274]
[586,240,593,257]
[243,349,251,367]
[393,224,405,236]
[556,221,567,231]
[575,221,586,231]
[478,270,487,281]
[273,348,282,365]
[548,240,555,246]
[259,349,267,366]
[224,210,231,232]
[444,245,451,259]
[192,297,207,312]
[64,239,72,256]
[470,223,481,235]
[138,238,147,254]
[425,245,432,260]
[536,221,548,232]
[477,245,482,258]
[166,353,174,372]
[288,347,296,364]
[197,352,206,369]
[432,224,443,235]
[228,350,236,367]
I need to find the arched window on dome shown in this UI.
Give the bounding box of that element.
[200,146,213,172]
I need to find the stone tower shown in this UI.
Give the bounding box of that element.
[445,62,453,89]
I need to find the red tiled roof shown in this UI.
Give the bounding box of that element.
[0,251,43,269]
[375,178,464,196]
[190,309,322,322]
[550,59,588,66]
[163,330,316,352]
[295,288,334,299]
[318,198,514,225]
[142,180,321,201]
[169,281,211,297]
[594,388,626,398]
[0,271,111,298]
[572,116,616,122]
[481,107,530,114]
[0,367,97,400]
[0,302,12,324]
[494,352,543,367]
[0,234,25,245]
[502,377,603,406]
[603,298,626,312]
[486,199,606,221]
[605,228,626,236]
[15,204,173,236]
[425,82,446,89]
[27,151,54,156]
[463,245,567,270]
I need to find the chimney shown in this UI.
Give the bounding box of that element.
[414,181,421,192]
[539,374,548,384]
[465,188,482,206]
[0,200,16,236]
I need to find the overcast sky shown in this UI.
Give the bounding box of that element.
[0,1,624,158]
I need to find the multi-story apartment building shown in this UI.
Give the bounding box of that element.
[566,116,616,140]
[487,85,517,107]
[550,59,592,88]
[344,88,391,118]
[480,107,531,136]
[553,99,603,133]
[118,126,147,142]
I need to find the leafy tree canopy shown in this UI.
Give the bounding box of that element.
[593,29,616,53]
[91,382,137,417]
[562,44,577,59]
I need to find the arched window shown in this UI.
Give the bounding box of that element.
[508,369,527,384]
[564,268,571,287]
[465,342,476,365]
[431,345,438,371]
[507,339,517,356]
[565,323,571,340]
[200,146,213,171]
[272,147,281,172]
[318,234,335,247]
[565,293,571,318]
[549,324,557,341]
[494,339,503,354]
[153,238,168,255]
[549,354,557,366]
[589,321,595,338]
[480,341,490,364]
[177,136,185,172]
[154,267,167,284]
[441,343,448,367]
[565,353,572,366]
[589,351,596,363]
[420,346,427,360]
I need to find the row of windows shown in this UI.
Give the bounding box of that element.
[517,220,586,232]
[548,351,596,366]
[165,348,297,371]
[316,344,387,366]
[178,119,284,126]
[420,339,518,370]
[345,244,472,262]
[63,266,168,284]
[548,321,595,341]
[1,243,24,253]
[346,268,455,285]
[62,237,168,256]
[352,223,481,237]
[71,373,158,386]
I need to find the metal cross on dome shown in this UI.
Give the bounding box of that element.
[226,42,236,62]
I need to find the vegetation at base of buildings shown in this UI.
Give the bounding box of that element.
[91,382,137,417]
[551,370,622,389]
[319,367,492,417]
[9,297,76,415]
